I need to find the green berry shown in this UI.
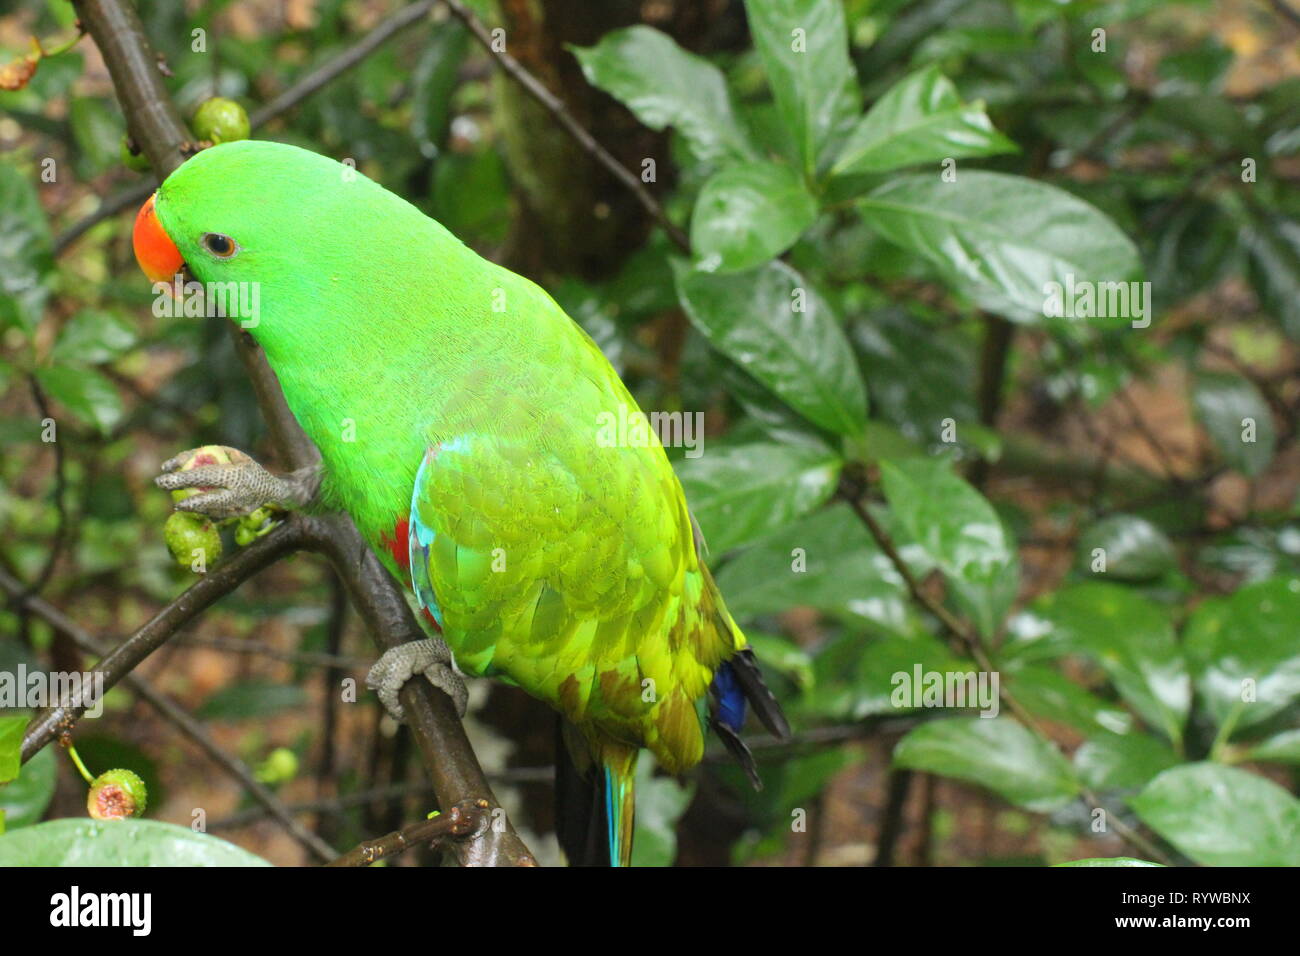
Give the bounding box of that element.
[255,747,298,785]
[87,769,148,820]
[119,134,150,172]
[193,97,250,144]
[235,506,275,546]
[164,511,221,571]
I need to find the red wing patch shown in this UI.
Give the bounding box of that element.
[383,517,412,572]
[380,516,441,632]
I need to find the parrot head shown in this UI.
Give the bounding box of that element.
[131,140,461,355]
[133,140,358,289]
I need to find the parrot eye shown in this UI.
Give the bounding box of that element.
[201,233,239,258]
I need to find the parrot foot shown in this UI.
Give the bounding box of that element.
[367,638,469,720]
[155,446,321,520]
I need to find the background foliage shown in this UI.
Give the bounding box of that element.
[2,0,1299,865]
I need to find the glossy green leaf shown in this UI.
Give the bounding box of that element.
[1240,213,1300,339]
[1191,372,1276,477]
[1183,576,1300,733]
[0,818,274,866]
[1076,514,1176,581]
[68,97,121,175]
[743,0,859,174]
[837,637,986,719]
[410,21,470,156]
[677,442,841,554]
[33,366,124,435]
[0,162,54,333]
[52,309,138,365]
[743,631,814,690]
[0,746,55,829]
[1131,764,1300,866]
[691,162,818,273]
[879,457,1019,636]
[571,26,754,163]
[1073,733,1180,791]
[715,504,914,635]
[1007,666,1133,736]
[860,172,1142,324]
[851,309,978,450]
[1023,583,1189,745]
[1241,728,1300,764]
[830,64,1016,177]
[893,717,1079,812]
[1055,857,1163,867]
[674,260,867,436]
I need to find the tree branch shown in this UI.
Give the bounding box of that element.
[325,800,485,867]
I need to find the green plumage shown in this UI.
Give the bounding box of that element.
[154,140,783,864]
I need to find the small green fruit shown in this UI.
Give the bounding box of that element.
[234,506,276,546]
[87,769,148,820]
[255,747,299,785]
[193,97,250,144]
[119,134,150,172]
[164,511,221,570]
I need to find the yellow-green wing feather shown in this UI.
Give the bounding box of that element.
[409,334,743,774]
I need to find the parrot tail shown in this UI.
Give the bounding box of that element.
[709,647,793,790]
[554,720,637,866]
[603,753,637,867]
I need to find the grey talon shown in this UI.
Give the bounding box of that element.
[367,638,469,720]
[154,450,322,520]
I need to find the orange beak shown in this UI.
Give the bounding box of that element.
[132,192,184,284]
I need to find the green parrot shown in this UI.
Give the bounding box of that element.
[134,140,789,865]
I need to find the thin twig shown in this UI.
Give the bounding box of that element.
[835,476,1171,864]
[325,800,486,867]
[1115,388,1182,483]
[837,475,978,651]
[217,722,892,830]
[1268,0,1300,29]
[437,0,690,252]
[248,0,436,129]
